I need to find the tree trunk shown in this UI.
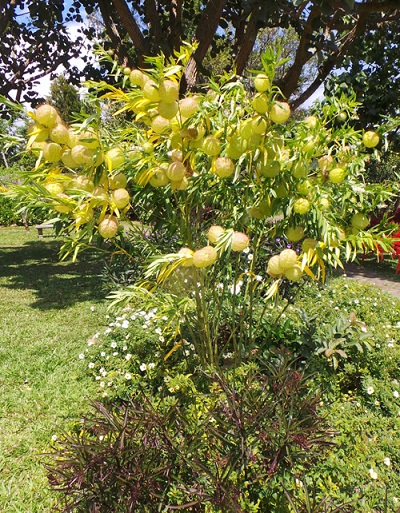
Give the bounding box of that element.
[183,0,228,91]
[234,11,259,76]
[97,0,132,66]
[168,0,183,53]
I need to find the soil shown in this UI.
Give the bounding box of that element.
[342,262,400,300]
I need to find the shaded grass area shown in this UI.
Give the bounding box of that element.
[0,227,108,512]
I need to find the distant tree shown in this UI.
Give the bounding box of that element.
[1,1,399,109]
[48,76,84,125]
[325,21,400,127]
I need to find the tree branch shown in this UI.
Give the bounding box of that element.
[111,0,147,57]
[279,3,321,99]
[97,0,132,66]
[291,12,369,110]
[168,0,182,53]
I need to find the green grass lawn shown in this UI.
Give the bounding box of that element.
[0,226,108,512]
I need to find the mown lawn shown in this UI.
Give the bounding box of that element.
[0,226,107,512]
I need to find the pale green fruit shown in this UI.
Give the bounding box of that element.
[247,206,265,219]
[53,194,73,214]
[259,197,273,216]
[72,204,94,224]
[178,247,194,267]
[193,246,218,268]
[179,97,199,118]
[214,157,234,178]
[363,130,379,148]
[202,136,221,156]
[149,168,169,187]
[158,101,178,120]
[251,116,267,135]
[106,147,125,169]
[296,180,311,196]
[267,255,283,277]
[35,104,58,128]
[170,132,183,149]
[302,137,316,153]
[170,176,188,190]
[253,73,270,92]
[110,172,127,189]
[67,128,79,148]
[270,102,291,124]
[291,162,308,179]
[167,161,186,182]
[61,149,79,169]
[318,197,330,210]
[143,80,160,102]
[276,183,289,198]
[112,188,130,209]
[226,135,247,159]
[304,115,318,129]
[29,139,45,155]
[252,93,269,114]
[285,226,305,242]
[73,175,94,192]
[231,231,250,252]
[43,142,63,162]
[151,115,170,134]
[285,264,303,282]
[143,142,155,154]
[239,120,253,139]
[259,160,280,178]
[318,155,334,171]
[27,123,49,142]
[92,186,108,203]
[329,167,346,183]
[302,238,318,252]
[78,129,99,149]
[279,249,297,270]
[170,149,183,162]
[45,182,64,195]
[207,225,225,244]
[71,145,95,166]
[158,80,179,103]
[50,124,70,145]
[123,67,131,76]
[351,213,369,230]
[98,215,119,239]
[247,134,262,151]
[293,198,311,215]
[129,69,146,87]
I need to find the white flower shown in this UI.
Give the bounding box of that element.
[110,341,117,348]
[295,478,304,488]
[51,434,58,441]
[112,351,118,356]
[148,362,155,370]
[121,319,129,329]
[247,253,253,261]
[88,362,95,369]
[367,386,375,395]
[99,381,105,388]
[101,351,106,357]
[140,363,147,372]
[384,457,391,467]
[99,435,104,441]
[393,390,399,398]
[159,336,165,342]
[125,353,132,360]
[369,468,378,480]
[78,353,85,360]
[125,373,132,380]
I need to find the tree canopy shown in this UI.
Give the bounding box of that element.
[1,0,399,108]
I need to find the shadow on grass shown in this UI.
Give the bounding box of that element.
[0,239,107,309]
